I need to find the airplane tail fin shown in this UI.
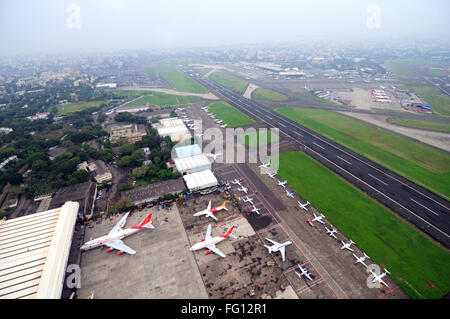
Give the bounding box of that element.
[132,213,153,230]
[221,201,228,210]
[220,225,234,238]
[264,245,272,253]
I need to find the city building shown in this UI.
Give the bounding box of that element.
[108,123,147,144]
[120,178,186,205]
[49,181,96,217]
[0,201,80,299]
[0,155,18,171]
[0,127,13,134]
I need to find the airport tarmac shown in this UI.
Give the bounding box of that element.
[77,205,208,299]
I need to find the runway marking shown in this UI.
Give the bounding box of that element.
[368,173,388,186]
[278,122,286,128]
[312,142,325,150]
[293,131,303,137]
[266,115,273,120]
[410,198,439,216]
[337,155,352,166]
[296,279,325,294]
[377,286,399,299]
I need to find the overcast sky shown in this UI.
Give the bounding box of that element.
[1,0,449,56]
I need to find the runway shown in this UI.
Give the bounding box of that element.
[184,69,450,249]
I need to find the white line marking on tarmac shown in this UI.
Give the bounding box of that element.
[294,131,303,137]
[337,155,352,165]
[410,198,439,216]
[278,122,286,128]
[266,115,273,120]
[313,142,325,150]
[368,173,388,186]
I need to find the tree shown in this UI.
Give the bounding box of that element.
[120,143,136,156]
[117,155,132,167]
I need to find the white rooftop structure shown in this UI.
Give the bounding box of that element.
[175,144,202,158]
[174,154,211,174]
[0,201,79,299]
[183,169,218,192]
[159,117,185,127]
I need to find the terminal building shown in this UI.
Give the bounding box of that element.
[0,201,80,299]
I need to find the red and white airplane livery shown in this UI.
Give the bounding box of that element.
[193,201,228,221]
[80,211,154,255]
[190,224,235,257]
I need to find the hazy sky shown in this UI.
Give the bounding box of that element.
[1,0,449,56]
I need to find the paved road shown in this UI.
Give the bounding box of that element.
[185,69,450,249]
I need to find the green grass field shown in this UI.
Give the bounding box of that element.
[111,90,148,98]
[274,107,450,200]
[275,151,450,299]
[387,117,450,133]
[126,93,188,107]
[209,72,248,93]
[207,101,256,127]
[237,129,279,147]
[252,88,288,101]
[295,92,354,108]
[57,100,108,115]
[144,63,209,93]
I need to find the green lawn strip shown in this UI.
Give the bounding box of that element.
[274,107,450,200]
[126,93,187,107]
[237,129,279,147]
[253,88,288,101]
[207,101,256,128]
[275,151,450,299]
[387,117,450,133]
[209,72,248,93]
[57,100,108,115]
[144,63,209,93]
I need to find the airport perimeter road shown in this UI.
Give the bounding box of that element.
[185,70,450,249]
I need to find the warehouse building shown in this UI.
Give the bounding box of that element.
[183,169,218,192]
[174,154,211,175]
[174,144,202,158]
[155,117,191,142]
[0,201,80,299]
[120,178,186,205]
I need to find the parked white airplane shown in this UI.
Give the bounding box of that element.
[369,268,390,287]
[340,239,355,251]
[325,227,337,239]
[248,205,261,215]
[242,196,254,205]
[264,238,292,262]
[295,265,313,281]
[267,172,277,179]
[352,253,370,268]
[80,212,154,255]
[259,162,271,169]
[298,201,310,211]
[190,224,235,258]
[206,153,221,160]
[277,180,287,188]
[196,133,204,138]
[193,201,228,221]
[286,190,296,198]
[311,213,325,224]
[238,186,248,194]
[231,179,242,186]
[220,124,227,128]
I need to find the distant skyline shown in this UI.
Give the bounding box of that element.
[1,0,449,56]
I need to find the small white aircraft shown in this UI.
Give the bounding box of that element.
[238,186,248,194]
[220,124,227,128]
[231,179,242,186]
[80,212,154,255]
[242,196,254,205]
[259,162,271,169]
[206,153,222,160]
[340,239,355,251]
[295,265,313,281]
[311,213,325,224]
[190,224,235,258]
[196,133,204,138]
[267,172,277,179]
[369,268,390,287]
[277,180,287,188]
[352,253,370,268]
[193,201,228,221]
[298,201,310,211]
[264,238,292,262]
[325,227,337,239]
[286,190,296,198]
[248,205,261,215]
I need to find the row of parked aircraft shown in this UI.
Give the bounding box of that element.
[201,106,227,128]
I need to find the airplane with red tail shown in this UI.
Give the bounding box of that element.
[190,224,235,257]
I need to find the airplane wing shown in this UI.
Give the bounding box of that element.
[306,273,313,281]
[280,246,286,262]
[206,244,225,258]
[205,224,212,240]
[104,240,136,255]
[207,212,218,221]
[108,212,130,235]
[379,278,388,287]
[207,201,211,211]
[265,238,279,246]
